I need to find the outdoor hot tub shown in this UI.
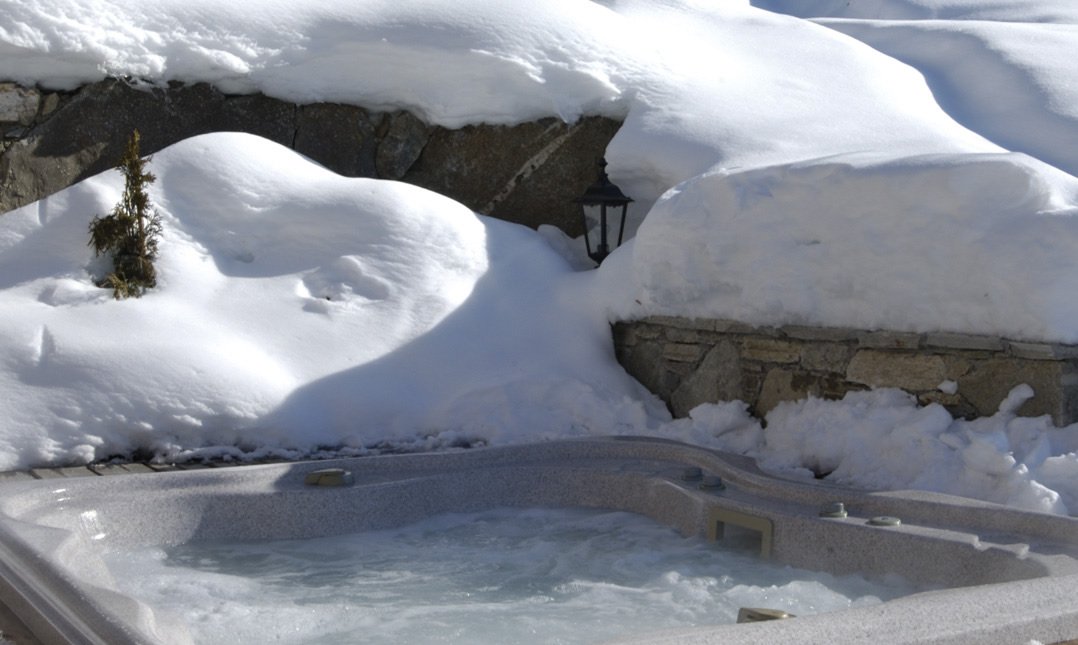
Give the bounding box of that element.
[0,437,1076,644]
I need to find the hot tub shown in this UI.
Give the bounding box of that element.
[0,437,1076,644]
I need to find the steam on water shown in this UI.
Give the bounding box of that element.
[104,507,917,644]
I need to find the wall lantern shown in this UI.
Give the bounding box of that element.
[576,158,633,265]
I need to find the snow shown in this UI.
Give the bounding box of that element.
[2,0,1078,516]
[814,19,1078,178]
[0,0,635,125]
[615,152,1078,339]
[0,133,663,466]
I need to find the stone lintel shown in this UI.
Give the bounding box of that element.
[924,332,1005,352]
[713,319,779,336]
[665,327,713,344]
[858,331,924,350]
[642,315,715,332]
[781,325,859,342]
[663,343,705,363]
[1006,341,1078,361]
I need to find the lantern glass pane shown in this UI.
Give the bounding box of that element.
[581,204,602,233]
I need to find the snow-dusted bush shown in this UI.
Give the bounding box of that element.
[88,130,161,299]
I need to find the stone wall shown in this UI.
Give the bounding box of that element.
[0,79,621,233]
[613,316,1078,425]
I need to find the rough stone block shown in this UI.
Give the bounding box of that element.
[1062,365,1078,424]
[405,115,620,233]
[375,110,431,180]
[618,340,668,398]
[663,343,705,363]
[917,391,978,419]
[0,84,39,125]
[846,350,947,390]
[959,359,1066,423]
[742,370,765,403]
[942,355,974,380]
[800,343,851,373]
[611,328,631,349]
[756,369,819,416]
[670,341,741,417]
[858,331,924,350]
[660,368,685,400]
[612,321,661,344]
[613,316,1078,425]
[630,323,663,340]
[0,78,622,233]
[818,374,862,400]
[741,338,801,364]
[295,103,381,177]
[39,92,61,118]
[1,80,296,214]
[611,323,641,348]
[665,360,697,378]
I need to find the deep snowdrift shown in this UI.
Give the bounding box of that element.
[0,133,663,468]
[0,0,1000,209]
[753,0,1078,22]
[614,152,1078,341]
[815,19,1078,178]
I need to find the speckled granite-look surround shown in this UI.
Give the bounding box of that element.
[0,437,1076,644]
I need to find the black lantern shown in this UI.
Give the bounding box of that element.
[576,158,633,265]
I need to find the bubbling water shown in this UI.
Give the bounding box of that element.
[103,507,918,644]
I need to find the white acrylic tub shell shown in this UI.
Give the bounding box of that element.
[0,437,1076,645]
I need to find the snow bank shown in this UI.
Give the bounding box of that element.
[812,20,1078,179]
[0,0,636,126]
[753,0,1078,23]
[600,0,997,211]
[0,0,1000,211]
[662,387,1078,516]
[614,152,1078,342]
[0,133,663,469]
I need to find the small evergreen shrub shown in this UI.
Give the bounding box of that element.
[89,130,162,299]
